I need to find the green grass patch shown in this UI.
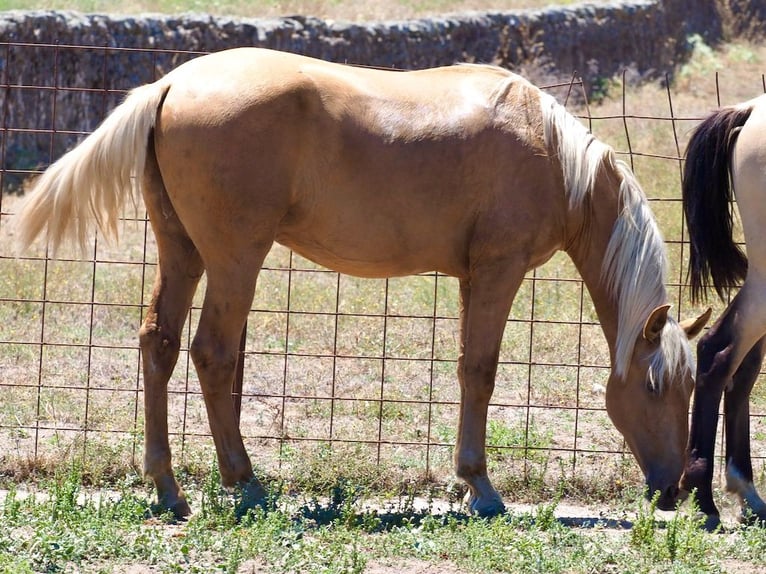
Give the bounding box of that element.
[2,464,765,573]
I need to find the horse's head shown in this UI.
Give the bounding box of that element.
[605,305,711,510]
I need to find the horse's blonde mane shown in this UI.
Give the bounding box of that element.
[540,93,692,388]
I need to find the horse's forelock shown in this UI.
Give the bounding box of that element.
[649,318,695,393]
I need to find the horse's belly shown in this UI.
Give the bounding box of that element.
[275,225,465,279]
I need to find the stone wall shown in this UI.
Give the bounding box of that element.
[0,1,754,184]
[0,2,726,82]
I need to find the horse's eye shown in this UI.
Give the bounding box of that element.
[646,373,659,395]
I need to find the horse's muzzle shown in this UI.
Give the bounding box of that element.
[646,481,683,511]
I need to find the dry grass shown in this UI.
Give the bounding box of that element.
[0,0,608,21]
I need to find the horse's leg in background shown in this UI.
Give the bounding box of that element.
[684,283,766,530]
[191,253,270,508]
[724,336,766,523]
[725,104,766,525]
[455,262,525,516]
[139,139,205,517]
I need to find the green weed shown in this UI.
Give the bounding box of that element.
[0,464,759,573]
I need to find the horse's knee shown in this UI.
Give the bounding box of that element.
[190,335,238,390]
[696,330,737,388]
[696,331,720,372]
[459,362,497,397]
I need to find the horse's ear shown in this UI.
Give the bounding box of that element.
[679,307,712,340]
[643,304,671,343]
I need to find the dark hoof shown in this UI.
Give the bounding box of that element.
[647,484,680,511]
[234,479,269,518]
[466,492,506,518]
[475,503,507,519]
[740,508,766,527]
[152,496,192,520]
[170,498,192,519]
[701,513,723,533]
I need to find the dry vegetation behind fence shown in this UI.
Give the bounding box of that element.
[0,0,612,21]
[1,41,766,501]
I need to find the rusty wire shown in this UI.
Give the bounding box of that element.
[0,42,763,489]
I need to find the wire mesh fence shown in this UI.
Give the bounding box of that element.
[0,41,764,495]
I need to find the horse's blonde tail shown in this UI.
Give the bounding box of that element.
[15,79,171,255]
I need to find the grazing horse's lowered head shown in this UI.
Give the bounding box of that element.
[14,47,709,516]
[544,103,710,507]
[603,303,710,508]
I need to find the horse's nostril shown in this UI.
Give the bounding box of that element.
[666,484,679,501]
[646,481,681,510]
[657,484,680,510]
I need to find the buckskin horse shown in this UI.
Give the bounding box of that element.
[15,48,709,517]
[681,94,766,531]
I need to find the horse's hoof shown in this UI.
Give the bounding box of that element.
[170,498,192,519]
[466,493,506,518]
[475,503,506,518]
[234,479,268,517]
[154,495,192,520]
[740,508,766,527]
[701,513,723,533]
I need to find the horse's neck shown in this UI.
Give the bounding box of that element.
[565,174,621,358]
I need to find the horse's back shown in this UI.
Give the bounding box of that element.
[159,48,536,137]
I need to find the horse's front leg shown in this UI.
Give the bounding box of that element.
[682,327,729,531]
[455,267,523,516]
[724,337,766,524]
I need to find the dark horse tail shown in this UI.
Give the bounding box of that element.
[682,104,753,303]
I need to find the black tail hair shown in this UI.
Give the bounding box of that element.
[682,104,753,303]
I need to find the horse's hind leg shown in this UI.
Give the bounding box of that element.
[727,115,766,524]
[725,336,766,523]
[140,137,204,517]
[683,280,766,530]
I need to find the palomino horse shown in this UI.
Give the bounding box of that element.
[15,48,709,517]
[682,94,766,530]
